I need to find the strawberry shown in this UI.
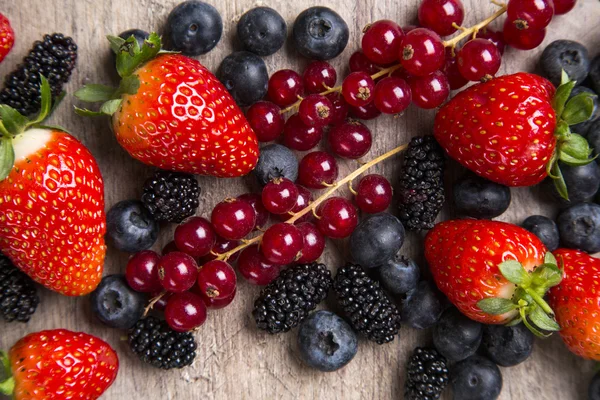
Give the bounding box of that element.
[434,72,595,198]
[0,13,14,63]
[425,219,562,336]
[75,33,259,178]
[0,77,106,296]
[0,329,118,399]
[548,249,600,360]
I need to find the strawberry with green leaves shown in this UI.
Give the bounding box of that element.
[0,329,118,399]
[0,77,106,296]
[75,33,259,178]
[434,71,596,199]
[425,219,562,336]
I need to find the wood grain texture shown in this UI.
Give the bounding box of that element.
[1,0,600,399]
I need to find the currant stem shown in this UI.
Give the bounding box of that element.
[143,292,165,316]
[443,4,508,48]
[216,143,408,261]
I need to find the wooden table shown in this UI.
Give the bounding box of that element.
[1,0,600,399]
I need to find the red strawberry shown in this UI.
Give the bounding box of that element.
[434,72,595,197]
[76,33,259,178]
[425,219,561,335]
[0,77,106,295]
[548,249,600,360]
[0,13,14,63]
[0,329,118,399]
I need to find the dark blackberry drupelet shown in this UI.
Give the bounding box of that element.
[333,263,400,344]
[397,135,445,231]
[141,170,200,223]
[0,33,77,116]
[405,347,449,400]
[253,263,332,334]
[128,317,197,370]
[0,253,39,323]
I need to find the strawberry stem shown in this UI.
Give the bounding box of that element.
[524,287,555,317]
[0,351,14,396]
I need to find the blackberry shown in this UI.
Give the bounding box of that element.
[128,316,197,370]
[0,253,39,323]
[0,33,77,116]
[141,170,200,223]
[405,347,449,400]
[397,135,445,231]
[333,263,400,344]
[253,262,332,334]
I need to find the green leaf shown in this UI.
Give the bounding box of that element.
[506,317,523,327]
[107,35,126,55]
[532,264,563,288]
[0,105,27,136]
[115,75,140,97]
[529,305,561,332]
[562,92,596,126]
[553,79,576,117]
[100,99,122,116]
[550,161,569,200]
[554,120,571,140]
[115,32,161,78]
[477,297,518,315]
[26,75,52,126]
[544,252,557,266]
[498,260,530,285]
[0,137,15,181]
[74,84,117,103]
[74,107,108,117]
[560,70,571,86]
[520,307,551,338]
[560,133,592,159]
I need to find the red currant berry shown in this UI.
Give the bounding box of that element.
[315,197,358,239]
[211,198,256,240]
[197,260,237,309]
[268,69,304,107]
[126,250,162,293]
[246,101,285,142]
[298,94,334,127]
[303,61,337,94]
[237,245,282,285]
[262,177,300,214]
[342,72,375,107]
[554,0,576,14]
[280,185,313,223]
[326,92,349,125]
[328,120,373,159]
[477,28,506,54]
[354,174,393,214]
[158,252,199,293]
[174,217,216,258]
[418,0,465,36]
[162,240,179,255]
[373,76,412,114]
[261,223,304,264]
[457,38,502,82]
[409,70,450,109]
[296,222,326,263]
[237,193,269,231]
[502,19,546,50]
[442,48,469,90]
[349,51,380,75]
[197,235,241,265]
[400,28,446,77]
[361,20,404,64]
[350,101,382,120]
[507,0,554,30]
[282,114,324,151]
[165,292,207,332]
[298,151,339,189]
[402,25,419,34]
[151,291,173,311]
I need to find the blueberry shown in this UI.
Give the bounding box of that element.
[481,324,534,367]
[451,355,502,400]
[522,215,560,251]
[587,119,600,157]
[292,7,349,60]
[590,55,600,94]
[569,86,599,136]
[401,281,442,330]
[237,7,287,56]
[547,161,600,206]
[166,0,223,56]
[433,308,482,362]
[557,202,600,253]
[590,371,600,400]
[217,51,268,107]
[90,275,146,329]
[453,174,511,219]
[297,310,358,372]
[540,40,590,87]
[107,200,159,253]
[118,29,149,49]
[378,253,420,296]
[253,144,298,186]
[349,213,405,269]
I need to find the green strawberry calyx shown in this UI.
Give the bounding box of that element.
[74,32,173,117]
[0,351,15,396]
[477,251,562,338]
[547,70,597,200]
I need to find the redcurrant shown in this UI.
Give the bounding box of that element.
[457,38,502,82]
[328,120,373,159]
[197,260,237,309]
[373,76,412,114]
[361,20,404,64]
[298,151,339,189]
[165,292,207,332]
[350,101,382,120]
[349,51,380,75]
[211,198,256,240]
[174,217,216,258]
[267,69,304,107]
[237,245,282,285]
[418,0,465,36]
[261,223,304,264]
[303,61,337,94]
[507,0,554,30]
[280,185,313,223]
[409,70,450,109]
[477,28,506,54]
[354,174,393,214]
[402,25,418,34]
[298,94,334,127]
[503,19,546,50]
[282,114,324,151]
[553,0,576,14]
[326,92,350,125]
[262,177,300,214]
[197,235,240,265]
[342,72,375,107]
[158,252,199,292]
[296,222,326,263]
[126,250,162,293]
[400,28,446,76]
[237,193,270,231]
[246,101,285,142]
[151,291,173,311]
[442,48,469,90]
[315,197,358,238]
[162,240,179,255]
